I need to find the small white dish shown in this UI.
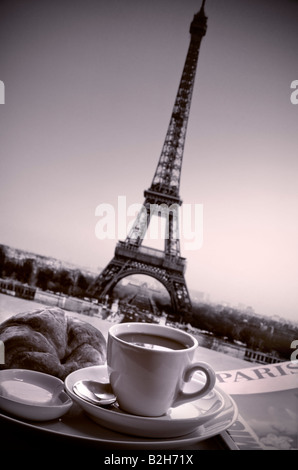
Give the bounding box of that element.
[0,369,72,421]
[65,365,226,438]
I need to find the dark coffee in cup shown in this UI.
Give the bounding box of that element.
[118,332,190,351]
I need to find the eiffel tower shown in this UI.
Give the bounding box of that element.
[89,2,208,315]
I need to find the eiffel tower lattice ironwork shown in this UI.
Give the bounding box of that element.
[89,2,208,315]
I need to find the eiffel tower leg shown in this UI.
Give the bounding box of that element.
[171,277,192,314]
[87,257,127,300]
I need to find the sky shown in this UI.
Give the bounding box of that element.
[0,0,297,321]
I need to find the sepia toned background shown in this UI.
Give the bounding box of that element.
[0,0,297,321]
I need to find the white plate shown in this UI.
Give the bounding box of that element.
[0,369,72,421]
[65,365,228,438]
[0,391,238,449]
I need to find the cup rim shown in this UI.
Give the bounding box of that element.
[108,322,198,353]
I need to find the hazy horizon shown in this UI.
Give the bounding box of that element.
[1,0,297,321]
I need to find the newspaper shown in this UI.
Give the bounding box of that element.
[215,361,298,450]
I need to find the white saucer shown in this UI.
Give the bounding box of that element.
[65,365,228,438]
[0,369,73,421]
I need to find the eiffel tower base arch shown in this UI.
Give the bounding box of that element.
[88,243,192,316]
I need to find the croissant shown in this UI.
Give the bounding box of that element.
[0,307,106,380]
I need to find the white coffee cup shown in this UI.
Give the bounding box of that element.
[107,322,216,417]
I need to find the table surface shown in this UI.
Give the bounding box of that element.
[0,308,251,452]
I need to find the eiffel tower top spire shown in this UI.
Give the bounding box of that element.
[146,1,208,204]
[201,0,207,14]
[190,0,208,36]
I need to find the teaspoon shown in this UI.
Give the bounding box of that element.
[73,380,117,406]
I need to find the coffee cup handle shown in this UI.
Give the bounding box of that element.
[173,362,216,407]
